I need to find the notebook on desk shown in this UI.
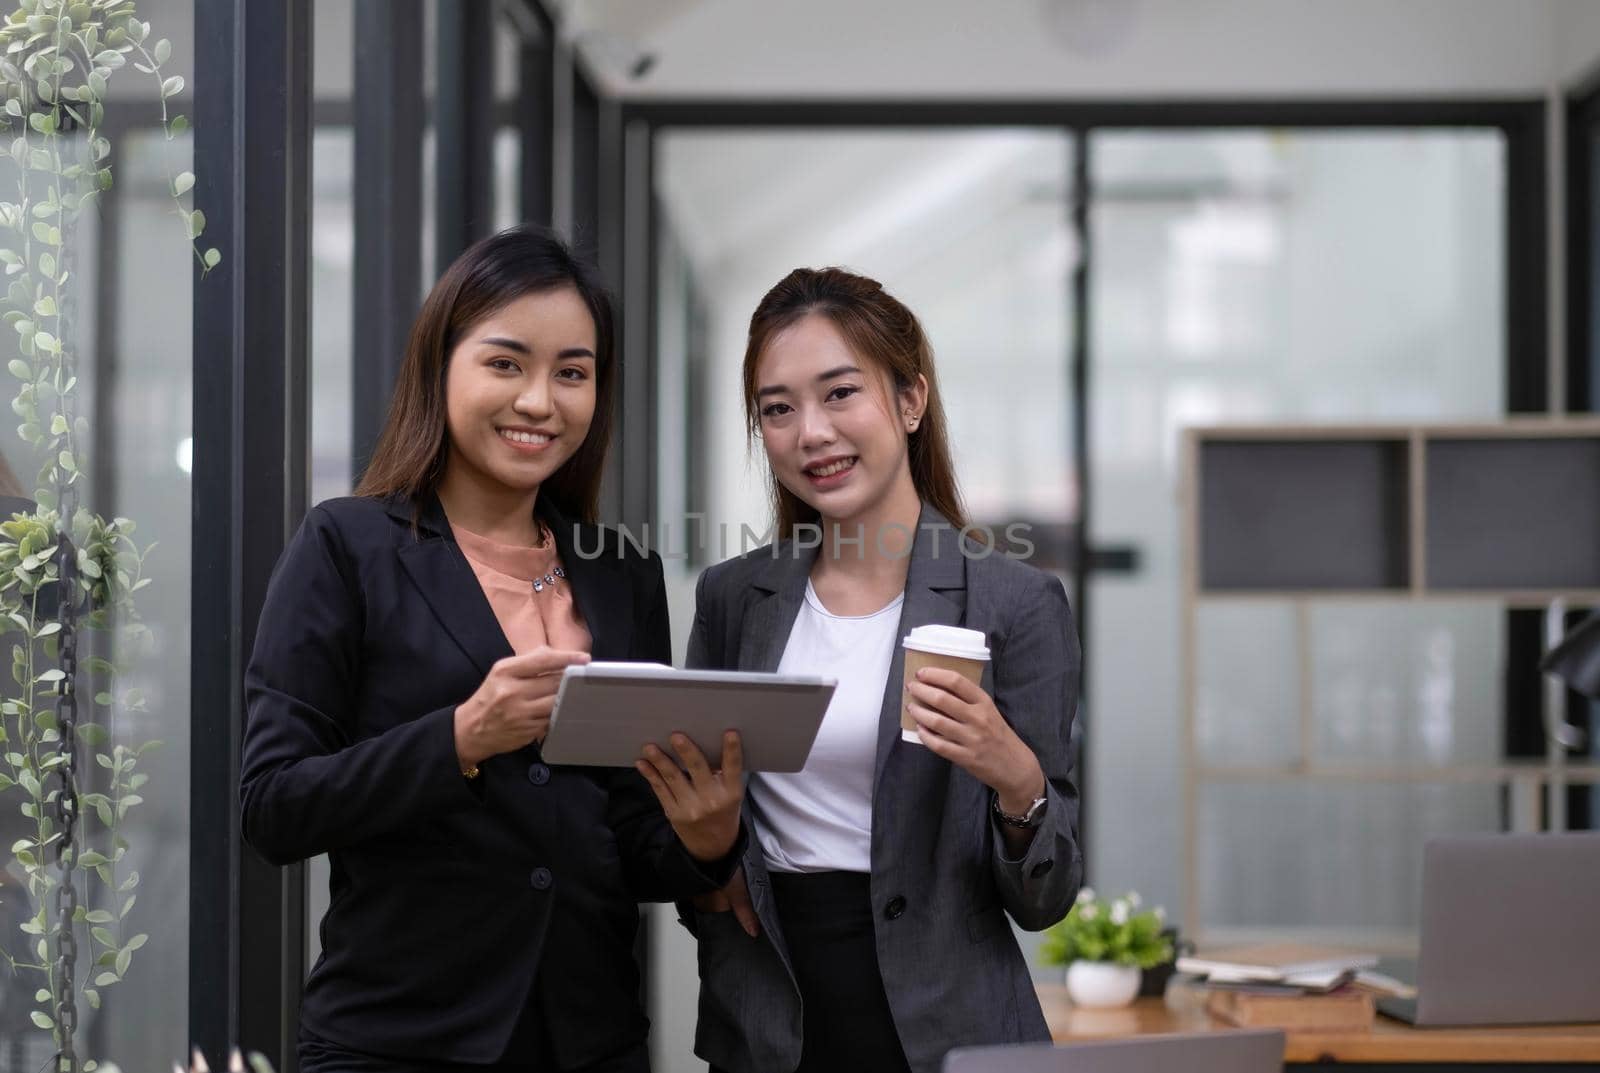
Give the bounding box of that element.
[1376,832,1600,1027]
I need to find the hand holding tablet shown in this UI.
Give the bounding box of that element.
[635,730,746,862]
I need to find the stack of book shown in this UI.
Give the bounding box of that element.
[1176,944,1413,1031]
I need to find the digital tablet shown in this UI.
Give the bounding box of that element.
[541,662,836,772]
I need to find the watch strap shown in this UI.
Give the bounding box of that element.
[992,791,1047,829]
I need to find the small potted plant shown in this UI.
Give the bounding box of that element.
[1040,888,1174,1008]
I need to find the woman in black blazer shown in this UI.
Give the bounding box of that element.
[240,227,745,1073]
[681,268,1083,1073]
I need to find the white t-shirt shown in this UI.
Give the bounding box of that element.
[748,579,904,874]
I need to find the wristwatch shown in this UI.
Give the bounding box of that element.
[992,791,1048,829]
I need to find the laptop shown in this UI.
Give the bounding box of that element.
[942,1031,1283,1073]
[1377,832,1600,1026]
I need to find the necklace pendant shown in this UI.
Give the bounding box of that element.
[553,566,566,579]
[532,579,545,593]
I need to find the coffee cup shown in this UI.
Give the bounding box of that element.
[901,624,990,744]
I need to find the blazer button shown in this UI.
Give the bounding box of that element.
[884,895,907,920]
[528,763,551,786]
[1030,858,1054,879]
[530,867,553,891]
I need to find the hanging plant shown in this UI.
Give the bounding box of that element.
[0,0,216,1067]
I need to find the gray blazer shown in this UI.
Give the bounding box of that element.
[680,506,1084,1073]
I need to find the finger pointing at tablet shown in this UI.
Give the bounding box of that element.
[454,646,591,768]
[637,730,745,864]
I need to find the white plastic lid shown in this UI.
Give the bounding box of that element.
[902,624,990,660]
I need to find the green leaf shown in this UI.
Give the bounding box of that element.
[173,170,193,196]
[114,945,130,977]
[153,38,170,65]
[32,295,53,317]
[84,987,99,1009]
[124,932,147,951]
[86,70,105,97]
[58,449,74,472]
[29,1010,51,1030]
[30,221,51,243]
[159,74,181,98]
[203,246,221,268]
[3,98,18,117]
[90,925,115,947]
[93,971,118,986]
[169,114,187,136]
[7,359,28,379]
[49,413,65,434]
[186,209,204,239]
[38,251,54,277]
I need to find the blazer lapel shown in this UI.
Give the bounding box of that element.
[392,494,514,677]
[541,499,633,661]
[871,505,967,793]
[739,540,813,672]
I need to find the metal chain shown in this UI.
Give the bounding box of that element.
[49,201,82,1073]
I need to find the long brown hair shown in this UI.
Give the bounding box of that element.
[355,226,615,523]
[742,267,967,540]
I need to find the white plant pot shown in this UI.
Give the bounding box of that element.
[1065,961,1141,1009]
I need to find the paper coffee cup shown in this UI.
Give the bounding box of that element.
[901,625,990,744]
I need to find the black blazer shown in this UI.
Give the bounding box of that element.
[240,493,732,1067]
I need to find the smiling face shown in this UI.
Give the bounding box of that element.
[754,313,926,530]
[440,286,598,502]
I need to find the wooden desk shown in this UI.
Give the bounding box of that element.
[1039,984,1600,1066]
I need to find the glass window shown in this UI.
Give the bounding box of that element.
[0,44,197,1070]
[1086,128,1507,941]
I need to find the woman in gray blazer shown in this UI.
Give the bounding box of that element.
[678,267,1083,1073]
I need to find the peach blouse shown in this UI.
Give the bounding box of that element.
[453,523,591,656]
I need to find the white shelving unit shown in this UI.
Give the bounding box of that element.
[1180,419,1600,941]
